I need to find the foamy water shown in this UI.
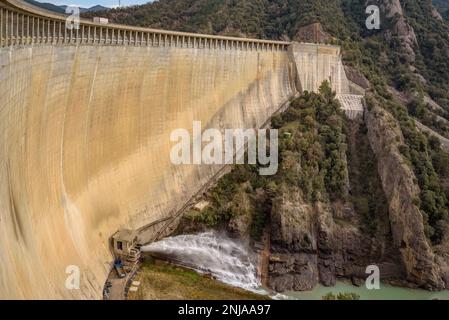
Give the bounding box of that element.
[142,231,264,292]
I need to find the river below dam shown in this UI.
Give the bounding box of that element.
[285,282,449,300]
[142,231,449,300]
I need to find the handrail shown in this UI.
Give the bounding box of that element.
[0,0,291,50]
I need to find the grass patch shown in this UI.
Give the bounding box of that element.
[127,259,269,300]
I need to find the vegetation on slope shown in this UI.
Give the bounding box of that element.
[90,0,449,120]
[90,1,449,111]
[401,1,449,106]
[347,121,389,235]
[433,0,449,19]
[271,82,349,204]
[182,83,387,239]
[369,94,449,243]
[86,0,356,39]
[322,292,360,300]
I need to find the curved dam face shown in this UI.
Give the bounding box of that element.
[0,44,296,299]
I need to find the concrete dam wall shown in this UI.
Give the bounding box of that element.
[0,43,297,299]
[289,43,350,94]
[0,0,358,299]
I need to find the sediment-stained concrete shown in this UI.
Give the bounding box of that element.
[289,43,350,94]
[336,94,365,119]
[0,44,296,299]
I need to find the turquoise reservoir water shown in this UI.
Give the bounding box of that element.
[284,281,449,300]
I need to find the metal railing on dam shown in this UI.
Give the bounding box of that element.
[0,0,290,51]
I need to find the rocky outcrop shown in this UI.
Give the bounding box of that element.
[380,0,418,61]
[365,101,446,290]
[227,184,254,237]
[267,186,397,292]
[266,93,449,292]
[344,66,370,90]
[431,5,444,21]
[268,190,319,291]
[293,23,331,44]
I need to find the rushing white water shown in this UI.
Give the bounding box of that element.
[142,231,262,292]
[141,232,449,301]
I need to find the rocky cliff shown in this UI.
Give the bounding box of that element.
[267,95,449,292]
[176,80,449,293]
[267,115,403,291]
[365,98,448,289]
[293,23,331,44]
[268,191,388,291]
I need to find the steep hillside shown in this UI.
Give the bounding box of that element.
[24,0,110,14]
[433,0,449,19]
[87,0,356,40]
[176,86,449,291]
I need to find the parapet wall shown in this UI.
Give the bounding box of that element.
[0,0,290,50]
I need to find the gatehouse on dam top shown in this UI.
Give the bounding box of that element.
[0,0,364,299]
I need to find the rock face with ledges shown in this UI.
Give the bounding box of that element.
[267,189,390,292]
[365,103,446,290]
[380,0,418,61]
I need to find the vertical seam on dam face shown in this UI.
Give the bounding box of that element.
[0,0,358,299]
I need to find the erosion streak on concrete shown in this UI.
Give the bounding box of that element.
[0,44,297,299]
[289,43,350,94]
